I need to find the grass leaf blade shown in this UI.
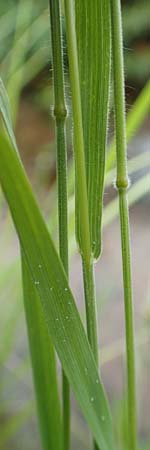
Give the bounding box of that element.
[0,78,17,151]
[22,253,62,450]
[75,0,111,259]
[0,77,62,450]
[0,131,115,450]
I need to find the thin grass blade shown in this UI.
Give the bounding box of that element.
[75,0,111,259]
[0,78,17,151]
[22,254,62,450]
[0,78,62,450]
[0,131,115,450]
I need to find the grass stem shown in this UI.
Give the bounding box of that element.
[82,260,99,450]
[110,1,137,449]
[82,261,99,367]
[49,2,70,449]
[64,3,99,449]
[64,0,91,266]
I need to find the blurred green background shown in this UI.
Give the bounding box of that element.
[0,1,150,449]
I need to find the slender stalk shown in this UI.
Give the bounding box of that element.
[82,261,99,450]
[64,0,91,266]
[82,261,99,367]
[49,2,70,449]
[110,1,137,450]
[64,2,99,449]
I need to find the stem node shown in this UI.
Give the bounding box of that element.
[54,105,67,121]
[116,176,130,191]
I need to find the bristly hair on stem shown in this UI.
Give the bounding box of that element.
[49,1,70,450]
[110,1,137,449]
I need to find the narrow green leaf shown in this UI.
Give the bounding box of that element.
[75,0,111,259]
[22,254,62,450]
[0,78,62,450]
[0,131,115,450]
[0,78,17,151]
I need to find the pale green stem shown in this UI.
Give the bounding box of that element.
[64,2,99,449]
[110,1,137,450]
[82,261,99,450]
[49,2,70,449]
[64,0,91,266]
[82,261,99,367]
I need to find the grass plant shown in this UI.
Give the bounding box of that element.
[0,1,149,450]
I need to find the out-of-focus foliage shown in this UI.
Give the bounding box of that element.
[122,0,150,84]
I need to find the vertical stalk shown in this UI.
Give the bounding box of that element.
[82,261,99,367]
[64,0,91,266]
[64,2,99,449]
[49,2,70,450]
[110,1,137,450]
[82,261,99,450]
